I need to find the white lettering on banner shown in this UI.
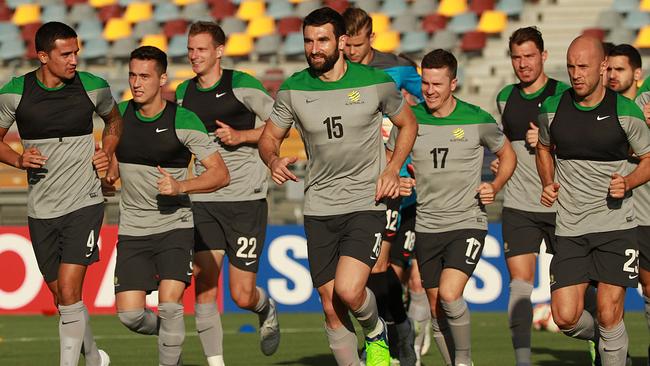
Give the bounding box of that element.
[0,234,42,309]
[464,235,502,304]
[531,240,552,303]
[267,235,313,305]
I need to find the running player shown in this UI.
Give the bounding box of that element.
[258,7,417,366]
[342,7,420,364]
[607,44,642,100]
[175,21,278,365]
[494,27,570,366]
[0,22,121,366]
[388,48,516,366]
[537,36,650,366]
[106,46,229,366]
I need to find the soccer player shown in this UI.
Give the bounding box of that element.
[106,46,229,366]
[175,21,278,365]
[536,36,650,366]
[342,7,421,364]
[607,44,642,101]
[494,27,570,366]
[388,49,516,366]
[258,7,417,366]
[0,22,121,366]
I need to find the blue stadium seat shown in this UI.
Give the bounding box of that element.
[0,22,21,43]
[220,16,246,34]
[42,4,67,23]
[6,0,31,9]
[495,0,523,17]
[352,0,379,13]
[110,37,138,60]
[400,31,428,54]
[448,12,478,34]
[0,40,25,62]
[428,29,458,50]
[392,13,418,33]
[77,19,104,42]
[167,34,188,58]
[296,0,321,18]
[623,11,650,30]
[81,39,109,61]
[380,0,408,17]
[267,0,294,20]
[596,9,623,31]
[133,20,161,40]
[410,0,437,17]
[153,3,181,23]
[282,31,304,57]
[254,33,282,57]
[181,2,211,21]
[607,27,636,45]
[68,4,97,25]
[613,0,639,13]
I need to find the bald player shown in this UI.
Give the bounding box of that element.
[536,36,650,365]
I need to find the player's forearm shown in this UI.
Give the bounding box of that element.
[624,155,650,190]
[536,144,555,186]
[0,142,21,169]
[491,143,516,193]
[180,166,230,194]
[101,107,123,156]
[387,119,417,172]
[259,130,283,167]
[241,126,265,144]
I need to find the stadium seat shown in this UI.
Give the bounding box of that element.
[438,0,468,17]
[66,0,90,5]
[380,0,407,17]
[162,19,188,38]
[372,30,399,53]
[281,31,304,57]
[623,11,650,30]
[68,4,97,25]
[460,30,486,53]
[323,0,349,14]
[428,29,457,50]
[582,27,605,41]
[81,38,109,60]
[140,34,167,51]
[278,16,302,36]
[103,18,132,41]
[77,19,104,42]
[0,22,21,43]
[98,4,123,22]
[422,13,448,33]
[470,0,495,14]
[353,0,379,13]
[167,34,188,58]
[133,20,161,39]
[448,12,478,34]
[267,0,294,20]
[0,5,12,22]
[392,13,418,33]
[122,88,133,101]
[0,39,25,62]
[210,0,237,20]
[110,37,137,59]
[42,4,66,23]
[254,33,282,57]
[154,3,181,22]
[12,4,39,26]
[25,38,37,59]
[236,0,265,21]
[247,16,275,38]
[596,9,623,31]
[495,0,523,17]
[370,13,390,33]
[224,32,252,57]
[411,0,438,17]
[476,10,506,34]
[295,0,320,18]
[90,0,118,8]
[20,22,41,41]
[400,31,428,54]
[635,25,650,48]
[174,0,201,5]
[181,2,210,21]
[607,27,635,45]
[6,0,31,9]
[220,16,246,34]
[124,2,153,23]
[613,0,639,13]
[641,0,650,12]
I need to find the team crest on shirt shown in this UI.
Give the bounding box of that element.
[346,90,364,105]
[450,127,467,142]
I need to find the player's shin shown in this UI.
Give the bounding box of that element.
[195,302,223,363]
[508,279,534,366]
[59,301,86,366]
[440,298,472,365]
[158,303,185,366]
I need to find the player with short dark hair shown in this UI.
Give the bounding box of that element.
[389,48,516,366]
[259,7,418,366]
[607,44,642,100]
[105,45,229,366]
[537,36,650,366]
[176,21,279,365]
[0,21,121,366]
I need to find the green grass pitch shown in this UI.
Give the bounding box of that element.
[0,312,648,365]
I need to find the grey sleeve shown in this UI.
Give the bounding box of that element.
[537,112,553,146]
[0,93,19,129]
[269,90,294,129]
[479,123,506,153]
[386,125,398,151]
[637,91,650,109]
[233,87,274,122]
[620,115,650,156]
[177,129,220,162]
[377,82,406,117]
[90,87,117,118]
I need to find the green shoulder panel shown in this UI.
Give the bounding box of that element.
[175,79,190,102]
[617,93,645,120]
[454,99,496,124]
[638,76,650,95]
[555,80,571,95]
[78,71,110,91]
[175,106,208,133]
[280,61,394,91]
[117,100,129,116]
[496,84,514,103]
[0,75,24,95]
[539,92,563,114]
[232,70,269,95]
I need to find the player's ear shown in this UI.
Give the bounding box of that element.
[216,44,224,59]
[635,68,642,82]
[541,49,548,63]
[450,77,458,93]
[37,50,49,65]
[337,34,348,51]
[160,72,168,87]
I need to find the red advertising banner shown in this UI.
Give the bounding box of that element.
[0,226,222,314]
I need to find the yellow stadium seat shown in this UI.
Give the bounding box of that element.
[103,18,132,41]
[477,10,507,34]
[174,68,196,79]
[288,0,306,3]
[438,0,468,17]
[122,88,133,101]
[370,13,390,33]
[236,0,265,21]
[280,128,306,160]
[169,79,185,91]
[641,0,650,11]
[12,4,40,26]
[124,2,153,24]
[635,26,650,48]
[140,34,168,52]
[224,33,253,57]
[89,0,118,8]
[173,0,201,5]
[246,16,275,38]
[372,31,400,53]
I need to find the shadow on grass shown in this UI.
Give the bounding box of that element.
[533,347,590,365]
[273,353,335,365]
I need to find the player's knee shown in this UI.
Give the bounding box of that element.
[437,287,461,304]
[597,306,623,329]
[57,286,81,305]
[335,286,364,310]
[118,309,146,332]
[551,306,579,330]
[642,282,650,298]
[230,284,256,309]
[195,287,219,304]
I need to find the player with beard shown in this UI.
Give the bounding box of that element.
[259,7,417,366]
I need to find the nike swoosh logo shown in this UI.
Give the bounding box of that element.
[85,251,93,258]
[186,271,193,276]
[596,115,610,121]
[62,320,80,325]
[216,92,227,98]
[197,328,211,334]
[156,128,168,133]
[306,98,318,103]
[465,259,476,265]
[629,274,639,279]
[245,260,257,266]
